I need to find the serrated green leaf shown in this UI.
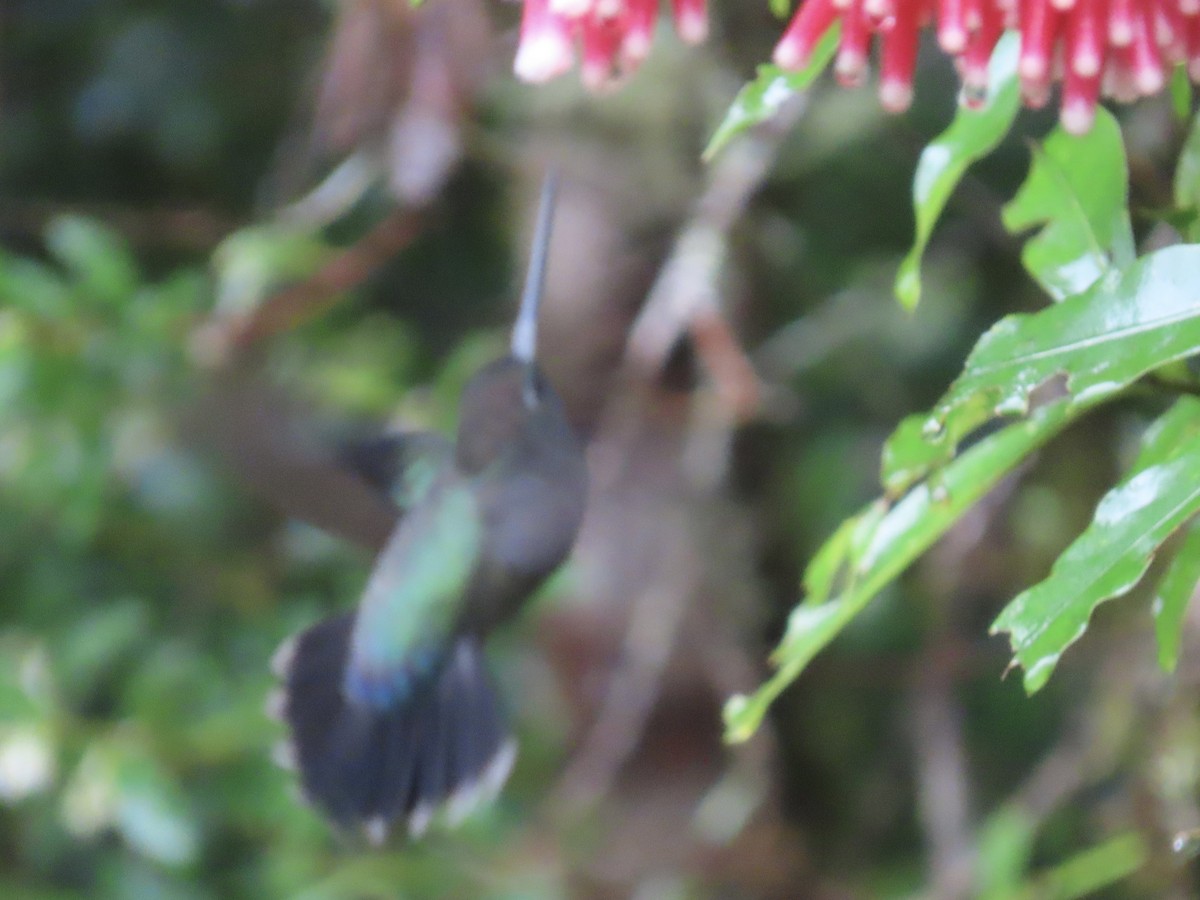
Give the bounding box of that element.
[992,414,1200,693]
[883,245,1200,495]
[724,400,1076,742]
[702,27,840,161]
[1175,112,1200,242]
[894,33,1021,310]
[1001,108,1134,301]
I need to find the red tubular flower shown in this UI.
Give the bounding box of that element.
[513,0,1199,132]
[772,0,1200,132]
[580,11,625,90]
[939,0,971,52]
[513,0,709,89]
[879,0,926,111]
[774,0,841,68]
[836,1,874,84]
[961,1,1005,102]
[514,0,576,83]
[623,0,660,63]
[672,0,710,43]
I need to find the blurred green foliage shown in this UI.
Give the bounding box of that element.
[5,1,1200,897]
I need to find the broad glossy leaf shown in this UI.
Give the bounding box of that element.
[883,245,1200,495]
[1001,109,1134,301]
[702,27,840,161]
[894,33,1021,310]
[725,400,1075,742]
[992,413,1200,692]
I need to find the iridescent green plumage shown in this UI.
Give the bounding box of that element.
[345,478,481,708]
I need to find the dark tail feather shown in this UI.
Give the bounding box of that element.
[269,614,515,843]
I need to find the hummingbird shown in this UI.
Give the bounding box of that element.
[269,173,588,843]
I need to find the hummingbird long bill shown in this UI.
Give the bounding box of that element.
[268,172,587,844]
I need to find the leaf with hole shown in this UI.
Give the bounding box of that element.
[883,244,1200,495]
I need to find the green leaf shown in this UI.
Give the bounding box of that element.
[1143,398,1200,672]
[44,217,139,307]
[63,737,200,867]
[802,501,886,603]
[769,0,793,16]
[55,597,150,704]
[976,806,1037,900]
[883,245,1200,496]
[1022,831,1146,899]
[992,410,1200,692]
[702,26,840,161]
[1129,396,1200,472]
[1174,111,1200,241]
[724,400,1076,742]
[1001,108,1134,300]
[1154,519,1200,673]
[894,33,1021,310]
[1171,67,1193,123]
[212,224,333,316]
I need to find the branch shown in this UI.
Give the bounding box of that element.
[624,91,809,421]
[199,209,424,359]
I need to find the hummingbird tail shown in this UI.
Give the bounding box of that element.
[268,613,516,843]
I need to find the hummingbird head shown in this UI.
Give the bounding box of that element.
[455,355,555,473]
[456,170,564,474]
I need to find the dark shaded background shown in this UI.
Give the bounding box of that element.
[2,1,1198,896]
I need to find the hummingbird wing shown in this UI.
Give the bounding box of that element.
[336,431,455,512]
[343,478,483,708]
[193,371,456,553]
[191,372,404,552]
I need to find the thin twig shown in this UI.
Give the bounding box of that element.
[192,209,423,365]
[551,92,812,821]
[624,91,810,418]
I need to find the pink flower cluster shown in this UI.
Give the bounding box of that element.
[515,0,708,90]
[513,0,1200,133]
[774,0,1200,132]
